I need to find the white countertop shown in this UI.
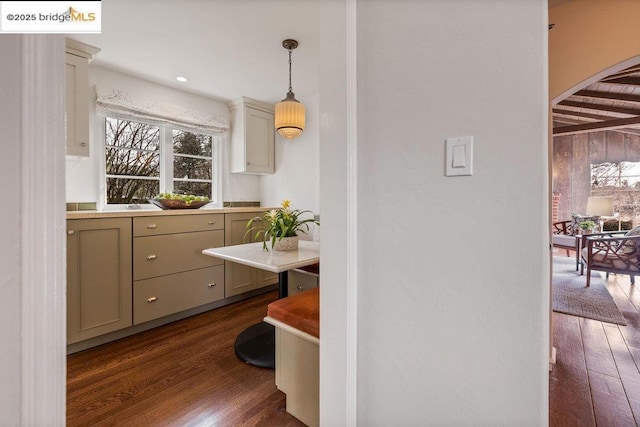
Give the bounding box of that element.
[202,240,320,273]
[67,206,274,219]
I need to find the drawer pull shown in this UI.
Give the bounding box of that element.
[146,224,157,229]
[146,255,157,261]
[207,221,216,225]
[67,230,75,235]
[297,286,304,291]
[147,297,158,303]
[207,283,217,288]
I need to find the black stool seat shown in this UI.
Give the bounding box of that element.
[233,321,275,369]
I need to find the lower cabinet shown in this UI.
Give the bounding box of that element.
[224,212,278,297]
[132,214,225,324]
[67,210,276,347]
[67,218,132,344]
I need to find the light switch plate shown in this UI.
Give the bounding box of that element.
[445,136,473,176]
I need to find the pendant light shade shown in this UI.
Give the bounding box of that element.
[275,92,305,139]
[275,39,305,140]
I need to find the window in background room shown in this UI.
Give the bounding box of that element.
[104,117,218,206]
[591,161,640,226]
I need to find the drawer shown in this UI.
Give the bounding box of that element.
[134,230,224,280]
[288,268,319,296]
[133,265,224,324]
[133,214,224,237]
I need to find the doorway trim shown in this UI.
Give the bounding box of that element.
[20,34,66,424]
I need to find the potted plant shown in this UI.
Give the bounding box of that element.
[246,200,319,251]
[578,220,597,234]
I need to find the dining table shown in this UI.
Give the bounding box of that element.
[202,240,320,368]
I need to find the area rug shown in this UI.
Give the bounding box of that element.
[552,256,627,325]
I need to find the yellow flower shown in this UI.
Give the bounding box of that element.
[266,209,278,221]
[281,199,291,210]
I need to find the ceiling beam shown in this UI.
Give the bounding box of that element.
[558,99,640,116]
[600,76,640,86]
[552,116,640,136]
[601,66,640,81]
[574,89,640,104]
[553,115,640,135]
[553,117,584,125]
[552,108,623,121]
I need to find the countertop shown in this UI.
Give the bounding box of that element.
[67,206,274,219]
[202,240,320,274]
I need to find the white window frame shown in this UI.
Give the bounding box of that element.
[98,116,222,210]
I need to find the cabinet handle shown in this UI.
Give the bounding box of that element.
[67,230,75,235]
[80,142,87,147]
[297,286,304,291]
[147,297,158,303]
[247,161,251,165]
[207,221,216,225]
[207,283,217,288]
[146,224,157,229]
[146,255,157,260]
[253,217,262,222]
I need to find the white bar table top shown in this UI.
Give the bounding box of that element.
[202,240,320,273]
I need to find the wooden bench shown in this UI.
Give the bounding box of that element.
[265,287,319,427]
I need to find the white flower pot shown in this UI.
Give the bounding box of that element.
[273,236,299,251]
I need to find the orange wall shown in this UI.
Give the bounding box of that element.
[549,0,640,102]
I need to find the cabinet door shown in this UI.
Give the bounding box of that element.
[224,212,278,297]
[65,52,89,157]
[67,218,132,344]
[245,107,275,174]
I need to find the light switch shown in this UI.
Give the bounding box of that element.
[445,136,473,176]
[452,145,466,168]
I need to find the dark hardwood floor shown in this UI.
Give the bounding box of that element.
[71,252,640,426]
[67,290,305,427]
[550,250,640,426]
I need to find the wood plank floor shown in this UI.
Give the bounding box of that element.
[67,290,305,427]
[550,251,640,426]
[70,255,640,425]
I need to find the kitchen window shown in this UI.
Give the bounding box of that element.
[104,117,219,206]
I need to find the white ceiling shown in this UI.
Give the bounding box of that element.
[70,0,320,105]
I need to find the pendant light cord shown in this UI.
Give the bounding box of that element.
[288,48,293,94]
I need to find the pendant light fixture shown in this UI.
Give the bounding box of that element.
[275,39,305,140]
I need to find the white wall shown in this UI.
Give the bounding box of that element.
[0,35,22,424]
[260,93,320,214]
[320,0,549,424]
[65,65,262,205]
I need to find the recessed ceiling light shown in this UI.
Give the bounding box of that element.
[176,76,188,82]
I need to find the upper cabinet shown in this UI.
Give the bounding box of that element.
[227,96,275,174]
[65,39,99,157]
